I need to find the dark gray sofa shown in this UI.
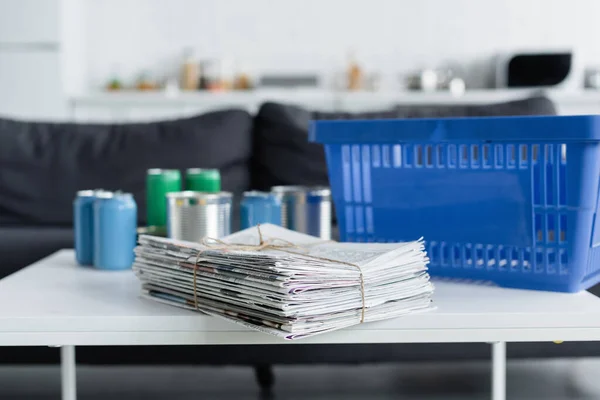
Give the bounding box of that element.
[2,96,598,388]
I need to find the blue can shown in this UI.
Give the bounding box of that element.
[74,190,97,265]
[240,191,282,230]
[93,192,137,270]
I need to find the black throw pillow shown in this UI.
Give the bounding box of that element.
[252,102,403,191]
[0,109,253,225]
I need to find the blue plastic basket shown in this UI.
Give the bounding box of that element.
[311,115,600,292]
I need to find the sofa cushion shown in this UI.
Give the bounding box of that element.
[0,226,73,278]
[0,109,253,225]
[251,96,557,191]
[252,103,402,191]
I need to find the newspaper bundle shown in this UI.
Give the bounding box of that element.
[133,224,434,340]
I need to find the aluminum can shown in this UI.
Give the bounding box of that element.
[74,190,97,265]
[240,191,282,230]
[93,192,137,270]
[271,186,332,239]
[166,191,232,241]
[185,168,221,192]
[146,169,181,227]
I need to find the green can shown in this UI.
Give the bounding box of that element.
[146,169,181,227]
[185,168,221,192]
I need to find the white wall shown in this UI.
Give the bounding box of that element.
[60,0,87,97]
[83,0,600,90]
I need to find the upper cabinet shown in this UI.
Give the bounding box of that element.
[0,0,60,44]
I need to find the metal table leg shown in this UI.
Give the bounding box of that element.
[61,345,77,400]
[491,342,506,400]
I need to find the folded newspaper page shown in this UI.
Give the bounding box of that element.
[133,224,434,340]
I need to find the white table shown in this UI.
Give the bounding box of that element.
[2,250,600,400]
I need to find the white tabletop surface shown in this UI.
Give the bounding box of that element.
[1,250,600,346]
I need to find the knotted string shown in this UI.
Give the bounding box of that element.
[191,225,367,323]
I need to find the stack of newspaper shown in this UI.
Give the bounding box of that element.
[133,224,434,340]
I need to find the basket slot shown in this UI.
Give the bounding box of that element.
[535,213,543,244]
[371,145,381,168]
[522,248,532,272]
[507,144,516,169]
[535,248,544,273]
[471,145,480,168]
[404,144,413,167]
[436,144,445,168]
[392,144,402,168]
[533,152,542,205]
[440,242,449,266]
[510,248,520,270]
[362,145,372,203]
[352,145,362,203]
[545,144,556,206]
[382,145,391,168]
[475,244,484,268]
[459,145,469,168]
[345,206,354,233]
[547,248,557,274]
[533,143,563,208]
[532,144,540,163]
[560,249,569,275]
[486,246,495,269]
[428,241,437,265]
[519,144,529,169]
[355,206,364,234]
[463,244,472,267]
[559,213,567,243]
[451,244,461,267]
[558,144,567,206]
[498,247,508,271]
[448,145,457,168]
[342,145,352,202]
[482,144,491,168]
[547,214,556,243]
[415,145,423,167]
[425,145,434,167]
[365,206,374,234]
[495,144,504,169]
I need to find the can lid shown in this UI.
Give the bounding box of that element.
[76,190,96,197]
[186,168,220,175]
[114,191,133,199]
[147,168,181,176]
[167,190,232,202]
[243,190,274,198]
[308,187,331,197]
[95,191,115,199]
[167,190,232,198]
[271,185,331,197]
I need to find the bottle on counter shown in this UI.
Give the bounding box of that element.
[347,51,363,91]
[234,61,254,90]
[181,47,200,91]
[136,71,157,91]
[106,64,124,91]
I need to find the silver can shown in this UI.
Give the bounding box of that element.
[271,186,332,239]
[166,191,232,242]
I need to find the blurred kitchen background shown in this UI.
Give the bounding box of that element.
[3,0,600,122]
